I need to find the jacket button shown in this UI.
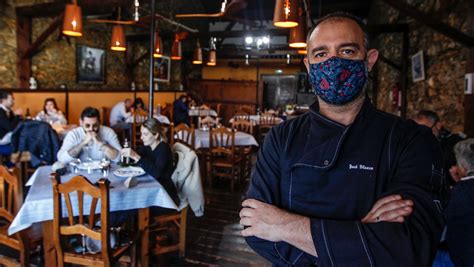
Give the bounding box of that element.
[323,160,329,166]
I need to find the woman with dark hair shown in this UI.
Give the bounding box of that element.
[132,97,148,116]
[121,118,179,206]
[36,98,67,125]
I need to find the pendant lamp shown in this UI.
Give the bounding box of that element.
[192,41,202,64]
[207,38,217,66]
[273,0,299,28]
[62,0,82,37]
[171,34,182,60]
[153,32,163,58]
[110,25,126,51]
[297,49,307,55]
[289,8,306,48]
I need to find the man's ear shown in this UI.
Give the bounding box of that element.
[303,57,310,72]
[366,49,379,71]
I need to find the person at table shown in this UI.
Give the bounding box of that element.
[0,90,22,164]
[121,118,179,206]
[57,107,121,163]
[133,97,148,116]
[173,95,190,126]
[240,12,446,265]
[109,98,133,129]
[35,98,67,125]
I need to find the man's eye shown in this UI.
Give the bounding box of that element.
[314,52,326,58]
[341,49,355,55]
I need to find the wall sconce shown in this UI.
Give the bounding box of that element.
[110,25,126,51]
[273,0,299,28]
[153,32,163,58]
[62,0,82,37]
[192,41,202,64]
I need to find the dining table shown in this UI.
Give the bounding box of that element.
[8,163,178,266]
[228,115,284,125]
[176,128,259,149]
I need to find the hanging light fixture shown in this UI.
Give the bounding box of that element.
[171,34,182,60]
[62,0,82,37]
[110,25,126,51]
[153,32,163,58]
[273,0,299,28]
[297,49,307,55]
[207,37,217,66]
[289,8,306,48]
[192,40,202,64]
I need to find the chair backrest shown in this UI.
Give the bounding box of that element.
[198,116,219,128]
[232,119,253,135]
[102,107,111,127]
[51,174,112,264]
[259,115,276,126]
[234,111,250,121]
[209,127,236,156]
[0,166,22,226]
[171,123,195,149]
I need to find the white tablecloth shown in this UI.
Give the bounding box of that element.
[188,109,218,117]
[229,115,283,125]
[9,165,178,235]
[125,115,170,125]
[176,129,258,149]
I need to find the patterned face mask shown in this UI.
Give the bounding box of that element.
[308,57,368,105]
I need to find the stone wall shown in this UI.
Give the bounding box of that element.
[0,0,199,90]
[369,0,469,132]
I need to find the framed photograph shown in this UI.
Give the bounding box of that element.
[76,45,106,84]
[154,56,170,83]
[411,50,425,82]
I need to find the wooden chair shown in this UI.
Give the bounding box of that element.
[50,174,136,267]
[0,166,42,266]
[209,127,242,192]
[231,120,254,182]
[102,107,111,127]
[258,115,276,144]
[198,116,219,129]
[170,123,196,150]
[149,207,188,258]
[131,112,147,149]
[234,111,250,122]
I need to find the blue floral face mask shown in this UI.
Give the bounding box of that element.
[308,57,368,105]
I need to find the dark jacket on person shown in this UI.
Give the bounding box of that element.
[0,108,21,139]
[136,142,179,205]
[11,120,60,166]
[246,97,447,266]
[446,177,474,266]
[173,99,189,126]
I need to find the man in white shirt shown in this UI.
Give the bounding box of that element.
[109,98,133,128]
[58,107,121,163]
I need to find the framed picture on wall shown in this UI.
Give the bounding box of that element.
[411,50,425,82]
[76,45,106,84]
[154,56,170,83]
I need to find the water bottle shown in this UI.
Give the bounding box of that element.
[121,139,130,166]
[157,104,162,115]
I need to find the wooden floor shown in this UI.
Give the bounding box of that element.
[156,185,271,266]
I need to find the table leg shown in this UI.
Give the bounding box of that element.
[138,208,150,267]
[42,220,57,267]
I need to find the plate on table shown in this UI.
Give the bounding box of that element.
[76,161,103,170]
[113,166,146,178]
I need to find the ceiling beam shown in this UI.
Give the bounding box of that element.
[16,0,132,17]
[384,0,474,47]
[22,14,63,59]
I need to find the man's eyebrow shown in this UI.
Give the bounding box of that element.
[310,45,328,55]
[338,42,361,50]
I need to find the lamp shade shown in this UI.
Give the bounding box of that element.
[207,50,216,66]
[273,0,299,28]
[192,41,202,64]
[297,49,307,55]
[153,32,163,58]
[62,4,82,37]
[110,25,126,51]
[171,35,182,60]
[289,8,306,48]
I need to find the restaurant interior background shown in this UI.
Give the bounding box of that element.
[0,0,472,135]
